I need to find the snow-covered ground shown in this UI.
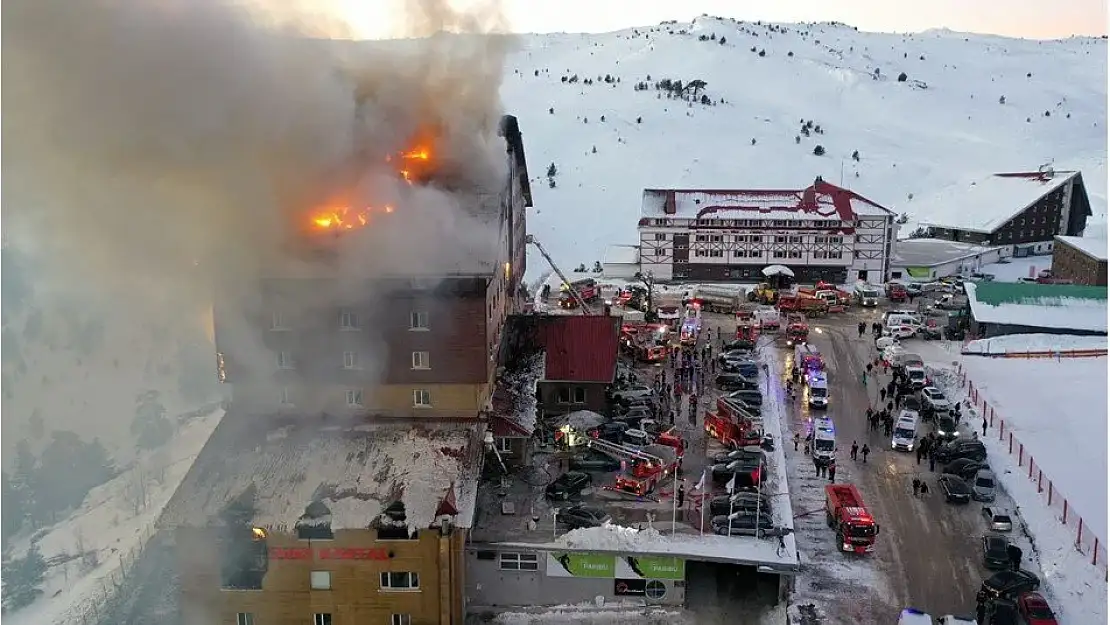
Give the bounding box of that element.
[502,18,1108,281]
[912,344,1108,624]
[5,409,224,625]
[976,256,1054,283]
[962,333,1108,355]
[485,603,785,624]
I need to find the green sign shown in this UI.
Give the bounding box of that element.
[625,556,685,580]
[905,267,932,279]
[547,553,616,578]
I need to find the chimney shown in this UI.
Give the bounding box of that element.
[663,191,677,215]
[814,175,824,184]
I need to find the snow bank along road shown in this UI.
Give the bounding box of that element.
[788,311,986,619]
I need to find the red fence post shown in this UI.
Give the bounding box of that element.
[1048,481,1053,506]
[1064,499,1069,524]
[1038,470,1043,493]
[1009,432,1014,455]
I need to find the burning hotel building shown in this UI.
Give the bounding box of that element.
[160,115,532,625]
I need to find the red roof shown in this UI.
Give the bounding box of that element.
[489,414,530,437]
[539,316,620,383]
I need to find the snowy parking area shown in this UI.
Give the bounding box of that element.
[965,256,1053,283]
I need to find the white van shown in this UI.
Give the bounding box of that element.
[812,417,836,462]
[806,371,829,409]
[897,609,934,625]
[891,412,919,452]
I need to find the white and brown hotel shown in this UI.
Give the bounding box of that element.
[637,178,897,284]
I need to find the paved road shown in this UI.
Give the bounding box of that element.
[793,310,988,620]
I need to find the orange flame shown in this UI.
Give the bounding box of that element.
[308,138,434,232]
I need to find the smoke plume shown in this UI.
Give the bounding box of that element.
[3,0,515,431]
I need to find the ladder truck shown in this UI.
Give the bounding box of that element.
[586,439,679,497]
[526,234,593,315]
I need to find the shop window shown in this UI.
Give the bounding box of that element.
[314,615,332,625]
[499,552,540,571]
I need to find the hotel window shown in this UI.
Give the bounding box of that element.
[573,387,586,403]
[236,615,254,625]
[695,234,708,242]
[392,616,412,625]
[339,310,360,330]
[314,615,332,625]
[410,311,429,330]
[789,236,803,244]
[380,571,420,590]
[709,235,723,243]
[270,311,287,330]
[774,236,787,244]
[709,250,723,258]
[829,236,843,244]
[310,571,332,590]
[733,250,744,258]
[787,251,802,259]
[655,233,666,241]
[277,351,294,369]
[343,351,359,369]
[412,351,430,370]
[694,250,706,258]
[413,389,432,407]
[279,387,292,405]
[772,251,786,259]
[499,552,540,571]
[772,220,788,227]
[346,389,363,407]
[828,251,843,259]
[814,236,827,244]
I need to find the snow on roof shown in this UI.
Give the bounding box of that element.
[551,410,607,430]
[891,238,1005,267]
[496,524,798,570]
[639,181,892,222]
[962,333,1108,355]
[159,423,482,534]
[965,282,1108,333]
[1055,235,1108,261]
[916,170,1080,234]
[603,244,640,265]
[492,351,546,436]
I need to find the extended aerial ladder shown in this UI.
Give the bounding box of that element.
[585,438,665,466]
[526,234,593,315]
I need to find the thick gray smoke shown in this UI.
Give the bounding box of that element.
[3,0,515,432]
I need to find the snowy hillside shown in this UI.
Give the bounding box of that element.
[500,18,1108,280]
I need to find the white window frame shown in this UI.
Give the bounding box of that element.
[413,389,432,408]
[391,616,412,625]
[380,571,420,590]
[270,311,287,331]
[412,351,430,370]
[409,311,429,331]
[237,614,254,625]
[496,437,513,453]
[339,310,360,331]
[277,351,294,369]
[499,552,539,571]
[343,351,359,370]
[346,389,363,407]
[314,615,332,625]
[279,386,292,405]
[310,571,332,590]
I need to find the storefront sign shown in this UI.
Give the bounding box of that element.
[624,556,685,580]
[269,547,389,561]
[546,553,616,578]
[613,578,647,596]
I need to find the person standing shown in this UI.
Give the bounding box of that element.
[982,418,988,437]
[850,441,859,461]
[915,445,924,465]
[912,478,921,497]
[1007,544,1023,571]
[828,460,837,483]
[794,432,800,451]
[919,481,929,497]
[858,322,866,338]
[929,450,937,472]
[861,444,871,463]
[677,481,686,508]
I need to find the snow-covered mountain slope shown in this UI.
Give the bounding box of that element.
[500,18,1108,280]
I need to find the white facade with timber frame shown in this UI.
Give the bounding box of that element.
[637,178,897,284]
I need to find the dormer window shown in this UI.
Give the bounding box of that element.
[296,501,334,540]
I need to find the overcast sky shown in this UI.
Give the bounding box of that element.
[332,0,1108,40]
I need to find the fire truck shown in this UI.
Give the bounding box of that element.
[620,323,670,363]
[559,278,601,309]
[886,282,908,303]
[587,439,680,496]
[793,343,825,375]
[825,484,880,554]
[776,293,829,316]
[785,314,809,347]
[704,396,764,449]
[815,281,852,306]
[679,303,702,345]
[735,318,759,348]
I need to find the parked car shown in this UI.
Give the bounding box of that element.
[710,512,773,537]
[723,393,763,415]
[716,372,759,390]
[708,492,771,517]
[728,389,763,406]
[711,446,766,464]
[921,386,951,413]
[934,414,959,441]
[556,504,611,529]
[609,386,653,403]
[971,470,997,502]
[938,475,973,504]
[980,598,1021,625]
[901,395,923,414]
[982,534,1013,570]
[545,471,592,500]
[906,368,927,389]
[721,341,754,352]
[586,422,629,444]
[710,459,764,486]
[876,336,901,350]
[934,438,987,464]
[977,570,1041,604]
[1015,592,1058,625]
[942,458,989,481]
[982,506,1013,532]
[569,451,621,472]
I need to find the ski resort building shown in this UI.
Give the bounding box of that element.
[965,282,1108,338]
[915,168,1093,255]
[1052,235,1108,286]
[637,178,896,284]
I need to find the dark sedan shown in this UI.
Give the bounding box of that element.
[934,414,959,441]
[938,475,973,504]
[942,458,989,481]
[711,447,765,464]
[710,460,764,486]
[556,504,611,530]
[569,451,621,472]
[727,389,764,406]
[545,471,592,501]
[710,513,773,537]
[977,570,1041,604]
[982,534,1013,570]
[934,438,987,464]
[723,394,762,415]
[708,492,771,517]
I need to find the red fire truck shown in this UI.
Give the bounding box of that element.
[559,278,601,309]
[613,444,680,496]
[785,314,809,347]
[824,484,880,554]
[704,397,764,449]
[886,282,908,303]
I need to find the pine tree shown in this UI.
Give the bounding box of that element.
[1,545,47,612]
[132,390,172,450]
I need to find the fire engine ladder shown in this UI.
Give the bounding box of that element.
[586,438,664,466]
[525,234,593,315]
[720,398,764,429]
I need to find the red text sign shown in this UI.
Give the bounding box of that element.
[268,547,389,561]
